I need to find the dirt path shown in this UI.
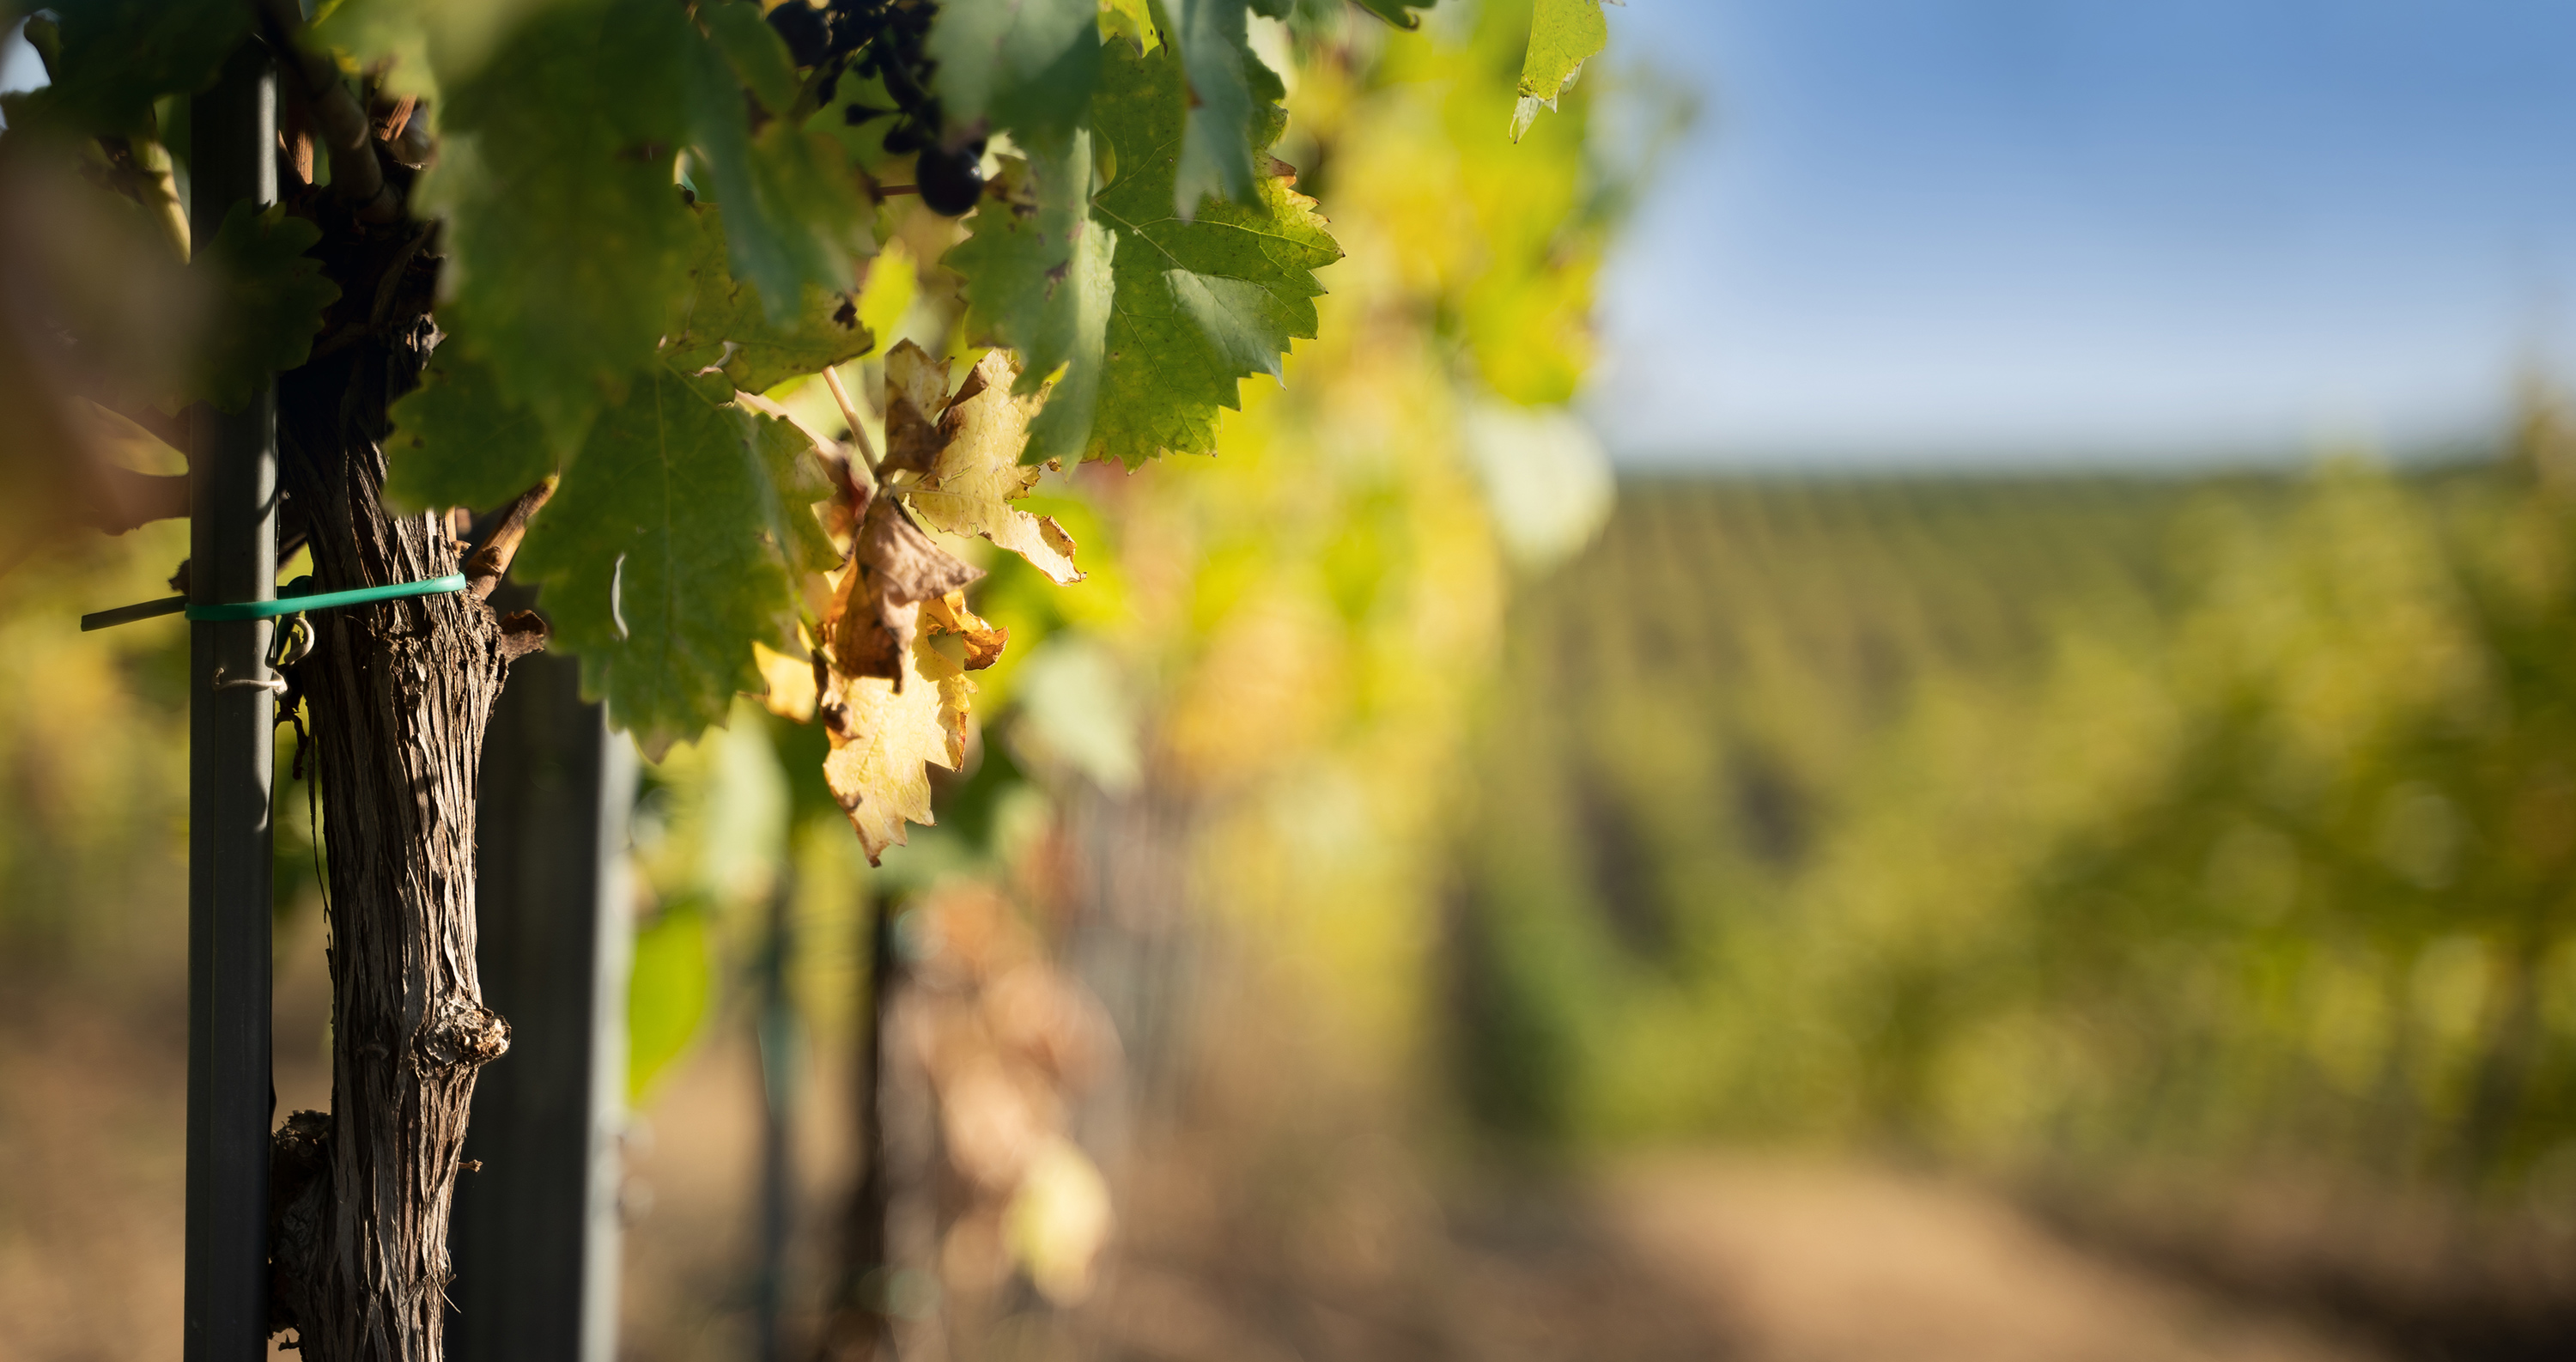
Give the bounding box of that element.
[0,983,2408,1362]
[1595,1153,2385,1362]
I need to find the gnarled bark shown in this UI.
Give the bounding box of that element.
[270,195,523,1360]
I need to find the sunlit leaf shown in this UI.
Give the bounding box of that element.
[1080,40,1339,464]
[1095,0,1160,52]
[948,139,1117,465]
[825,488,985,684]
[755,637,820,722]
[1346,0,1433,31]
[513,368,833,756]
[854,239,921,354]
[1513,0,1607,142]
[903,349,1085,583]
[683,9,867,318]
[823,627,975,865]
[416,0,702,455]
[1168,0,1291,214]
[662,204,875,394]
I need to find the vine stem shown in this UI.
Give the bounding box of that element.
[823,365,884,479]
[254,0,399,222]
[464,479,557,599]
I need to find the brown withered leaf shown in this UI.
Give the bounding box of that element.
[881,339,951,476]
[862,488,985,605]
[822,557,902,683]
[906,350,1084,585]
[822,447,869,548]
[826,494,984,690]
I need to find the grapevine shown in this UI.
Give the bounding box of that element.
[0,0,1616,1353]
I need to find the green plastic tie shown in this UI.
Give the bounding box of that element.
[183,574,470,623]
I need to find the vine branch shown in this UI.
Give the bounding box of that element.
[254,0,401,222]
[823,365,883,477]
[465,479,556,599]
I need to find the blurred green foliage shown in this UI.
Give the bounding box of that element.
[0,520,191,976]
[1455,398,2576,1202]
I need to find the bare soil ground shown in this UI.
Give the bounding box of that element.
[1596,1153,2383,1362]
[615,1030,2391,1362]
[0,986,187,1362]
[0,979,2464,1362]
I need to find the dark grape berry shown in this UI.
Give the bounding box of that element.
[882,121,922,155]
[823,2,880,58]
[915,143,985,216]
[767,1,829,67]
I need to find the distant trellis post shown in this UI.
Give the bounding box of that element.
[448,590,635,1362]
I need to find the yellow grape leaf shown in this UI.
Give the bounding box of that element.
[856,239,920,351]
[905,350,1085,585]
[823,629,974,865]
[923,589,1008,671]
[754,638,818,722]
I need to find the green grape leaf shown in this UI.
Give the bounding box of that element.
[662,204,876,394]
[926,0,1104,152]
[392,200,857,751]
[308,0,550,100]
[189,203,342,415]
[1346,0,1434,30]
[513,366,835,755]
[414,0,701,456]
[945,136,1116,465]
[383,344,555,513]
[1168,0,1290,215]
[306,0,432,102]
[683,10,866,318]
[1514,0,1607,143]
[1078,39,1339,465]
[29,0,247,136]
[1097,0,1161,52]
[699,0,801,119]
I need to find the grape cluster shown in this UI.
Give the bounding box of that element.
[764,0,987,216]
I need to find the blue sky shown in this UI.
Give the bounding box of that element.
[14,6,2576,467]
[1586,1,2576,465]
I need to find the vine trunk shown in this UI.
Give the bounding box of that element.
[265,204,517,1361]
